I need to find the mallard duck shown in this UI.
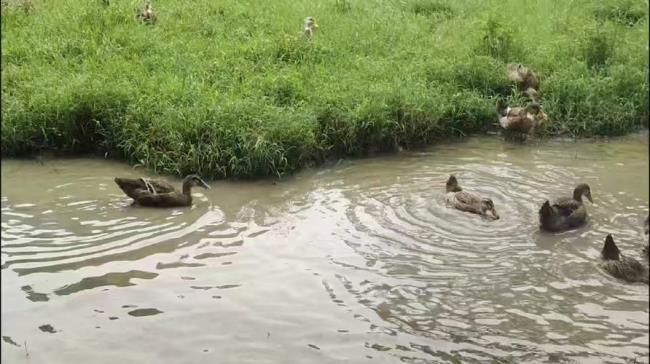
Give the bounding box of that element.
[496,99,548,134]
[507,63,539,101]
[114,174,210,207]
[445,175,499,220]
[303,16,319,38]
[136,0,156,24]
[600,234,649,284]
[539,184,593,232]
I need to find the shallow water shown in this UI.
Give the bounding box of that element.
[1,134,648,364]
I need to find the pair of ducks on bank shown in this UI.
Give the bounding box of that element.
[446,175,649,284]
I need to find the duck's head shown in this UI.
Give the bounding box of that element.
[573,183,593,203]
[601,234,620,261]
[183,174,211,190]
[304,17,318,29]
[481,198,500,220]
[446,175,462,193]
[526,102,547,123]
[644,215,648,235]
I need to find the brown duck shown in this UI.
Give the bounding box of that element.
[507,63,539,101]
[303,16,319,39]
[601,234,649,284]
[539,184,593,232]
[136,0,156,24]
[496,99,548,135]
[114,174,210,207]
[445,175,499,220]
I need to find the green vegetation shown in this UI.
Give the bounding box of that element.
[2,0,648,178]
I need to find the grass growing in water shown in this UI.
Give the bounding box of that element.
[1,0,648,178]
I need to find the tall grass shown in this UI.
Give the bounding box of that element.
[2,0,648,178]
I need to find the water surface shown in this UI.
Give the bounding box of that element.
[2,134,648,363]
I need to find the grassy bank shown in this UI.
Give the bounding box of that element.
[2,0,648,178]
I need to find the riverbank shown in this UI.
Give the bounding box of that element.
[2,0,648,178]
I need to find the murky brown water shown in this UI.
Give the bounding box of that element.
[2,134,648,364]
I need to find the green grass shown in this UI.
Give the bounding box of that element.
[2,0,648,178]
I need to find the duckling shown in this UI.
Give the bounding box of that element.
[496,99,548,135]
[600,234,649,284]
[303,16,318,39]
[114,174,210,207]
[539,184,593,232]
[445,175,499,220]
[136,0,156,24]
[507,63,539,101]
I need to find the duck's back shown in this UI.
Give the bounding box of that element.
[601,256,649,284]
[114,178,176,199]
[552,195,581,210]
[446,191,482,214]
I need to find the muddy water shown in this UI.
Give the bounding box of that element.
[1,134,648,364]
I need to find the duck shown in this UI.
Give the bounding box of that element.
[303,16,319,39]
[445,175,499,220]
[496,99,548,135]
[136,0,156,24]
[507,63,539,101]
[600,234,649,284]
[539,184,593,232]
[114,174,210,207]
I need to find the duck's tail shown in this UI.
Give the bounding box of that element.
[539,200,553,221]
[602,234,620,260]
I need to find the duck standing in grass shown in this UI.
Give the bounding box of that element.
[539,184,593,232]
[600,234,649,284]
[114,174,210,207]
[496,99,548,135]
[445,175,499,220]
[136,0,156,24]
[303,16,319,39]
[507,63,540,102]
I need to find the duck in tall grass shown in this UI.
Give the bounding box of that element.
[303,16,319,39]
[600,234,649,284]
[114,174,210,207]
[539,184,593,232]
[136,0,156,24]
[507,63,540,102]
[496,99,548,135]
[445,175,499,220]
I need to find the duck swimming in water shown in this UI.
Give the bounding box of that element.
[114,174,210,207]
[445,175,499,220]
[539,184,593,232]
[600,234,649,284]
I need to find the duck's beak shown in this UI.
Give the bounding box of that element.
[491,209,500,220]
[200,180,211,189]
[586,193,593,203]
